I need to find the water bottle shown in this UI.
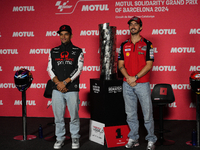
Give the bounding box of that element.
[192,129,197,146]
[38,124,43,139]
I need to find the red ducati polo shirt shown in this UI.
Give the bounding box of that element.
[118,37,154,83]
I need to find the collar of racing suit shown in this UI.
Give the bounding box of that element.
[61,41,72,50]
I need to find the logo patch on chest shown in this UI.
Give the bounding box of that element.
[138,52,144,55]
[126,52,130,56]
[125,48,131,51]
[141,46,147,51]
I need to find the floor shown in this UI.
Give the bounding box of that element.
[0,117,199,150]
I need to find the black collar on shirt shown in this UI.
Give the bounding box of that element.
[61,41,73,50]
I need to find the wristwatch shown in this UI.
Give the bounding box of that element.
[135,75,139,80]
[63,80,67,85]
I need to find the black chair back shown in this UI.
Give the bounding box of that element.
[151,84,175,105]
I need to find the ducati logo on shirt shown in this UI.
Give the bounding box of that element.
[141,46,147,51]
[138,45,147,51]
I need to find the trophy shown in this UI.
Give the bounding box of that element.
[99,23,117,80]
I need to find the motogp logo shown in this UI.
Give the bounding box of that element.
[55,1,72,12]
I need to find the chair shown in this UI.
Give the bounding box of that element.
[151,83,175,145]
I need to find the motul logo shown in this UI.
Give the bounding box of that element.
[115,1,134,6]
[171,84,191,90]
[80,30,99,36]
[13,6,35,12]
[152,29,176,35]
[79,84,87,89]
[47,101,52,107]
[152,66,177,71]
[0,49,18,54]
[0,83,16,88]
[80,29,130,36]
[83,66,100,71]
[154,48,158,53]
[46,31,59,36]
[29,49,51,54]
[190,28,200,34]
[12,32,34,37]
[13,66,35,71]
[81,101,90,106]
[14,100,36,106]
[30,83,46,88]
[82,4,109,11]
[190,102,196,108]
[117,30,130,35]
[170,47,195,53]
[168,102,177,108]
[189,66,200,71]
[82,48,86,53]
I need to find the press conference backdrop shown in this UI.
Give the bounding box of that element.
[0,0,199,120]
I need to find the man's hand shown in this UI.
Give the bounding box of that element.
[61,87,68,93]
[129,82,137,87]
[126,76,137,87]
[53,76,70,93]
[126,76,137,84]
[55,81,66,92]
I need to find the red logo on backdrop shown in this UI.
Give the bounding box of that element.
[160,88,167,95]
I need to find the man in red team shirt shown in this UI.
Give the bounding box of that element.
[118,16,157,150]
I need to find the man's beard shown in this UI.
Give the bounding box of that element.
[130,28,141,35]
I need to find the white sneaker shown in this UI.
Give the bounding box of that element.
[146,141,155,150]
[53,140,64,149]
[125,139,139,148]
[72,138,79,149]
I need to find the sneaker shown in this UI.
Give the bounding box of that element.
[146,141,155,150]
[72,138,79,149]
[125,139,139,148]
[53,140,64,149]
